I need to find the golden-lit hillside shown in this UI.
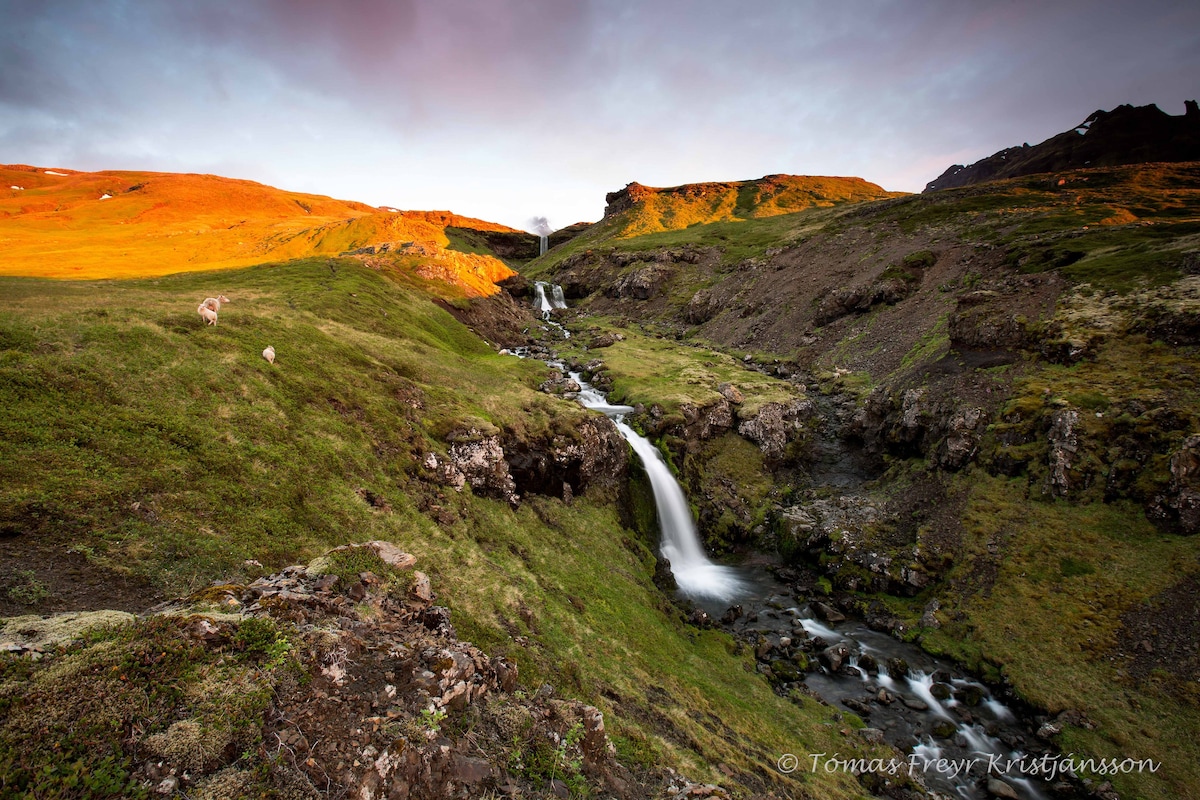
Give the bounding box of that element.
[0,165,520,293]
[599,173,907,238]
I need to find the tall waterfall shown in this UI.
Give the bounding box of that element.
[539,235,548,256]
[569,370,744,601]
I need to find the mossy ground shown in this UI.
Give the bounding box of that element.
[0,258,882,798]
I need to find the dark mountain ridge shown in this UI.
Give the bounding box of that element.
[925,100,1200,192]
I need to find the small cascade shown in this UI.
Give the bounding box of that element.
[532,281,568,321]
[532,283,552,320]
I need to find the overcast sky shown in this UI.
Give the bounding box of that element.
[2,0,1197,231]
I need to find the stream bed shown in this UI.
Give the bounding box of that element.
[522,288,1077,800]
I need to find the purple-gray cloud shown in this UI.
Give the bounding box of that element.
[1,0,1197,229]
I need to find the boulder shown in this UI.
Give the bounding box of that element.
[819,643,851,673]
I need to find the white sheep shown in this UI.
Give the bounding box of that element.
[201,294,230,312]
[198,304,218,325]
[262,345,275,364]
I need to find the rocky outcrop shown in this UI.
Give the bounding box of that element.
[608,263,676,300]
[853,386,989,470]
[1045,407,1082,497]
[504,417,628,501]
[447,431,518,504]
[773,495,930,595]
[680,398,734,441]
[1150,434,1200,534]
[737,399,815,462]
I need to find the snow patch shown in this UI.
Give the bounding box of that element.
[44,170,68,176]
[99,194,112,200]
[9,186,23,191]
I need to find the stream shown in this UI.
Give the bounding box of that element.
[521,286,1068,800]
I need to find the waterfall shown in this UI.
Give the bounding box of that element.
[532,281,568,320]
[532,282,553,320]
[539,235,548,256]
[615,420,745,600]
[568,369,743,602]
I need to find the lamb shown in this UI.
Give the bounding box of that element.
[198,304,218,325]
[201,294,230,313]
[262,345,275,364]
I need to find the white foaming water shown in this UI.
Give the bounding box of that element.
[533,283,553,319]
[565,366,742,601]
[532,281,568,321]
[539,235,548,256]
[911,737,943,764]
[798,616,841,642]
[959,723,1002,757]
[907,671,954,720]
[614,419,744,600]
[984,697,1017,722]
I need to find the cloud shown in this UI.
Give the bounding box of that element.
[1,0,1198,228]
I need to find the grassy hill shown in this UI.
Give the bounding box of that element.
[0,257,888,798]
[0,165,529,291]
[526,174,905,270]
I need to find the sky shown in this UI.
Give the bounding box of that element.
[2,0,1198,232]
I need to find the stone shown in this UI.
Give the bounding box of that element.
[812,602,846,624]
[716,382,744,405]
[819,643,851,673]
[409,572,433,605]
[842,697,872,716]
[856,727,886,745]
[931,719,957,739]
[986,777,1021,799]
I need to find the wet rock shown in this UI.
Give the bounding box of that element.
[842,697,872,716]
[886,657,910,680]
[819,643,851,673]
[931,719,957,739]
[955,685,984,707]
[857,653,878,675]
[900,696,929,711]
[929,682,953,701]
[986,777,1021,799]
[813,602,846,624]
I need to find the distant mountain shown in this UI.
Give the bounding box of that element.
[0,165,528,292]
[598,174,905,239]
[925,101,1200,192]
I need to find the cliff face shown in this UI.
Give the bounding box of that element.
[925,101,1200,192]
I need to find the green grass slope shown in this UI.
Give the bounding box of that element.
[0,258,884,798]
